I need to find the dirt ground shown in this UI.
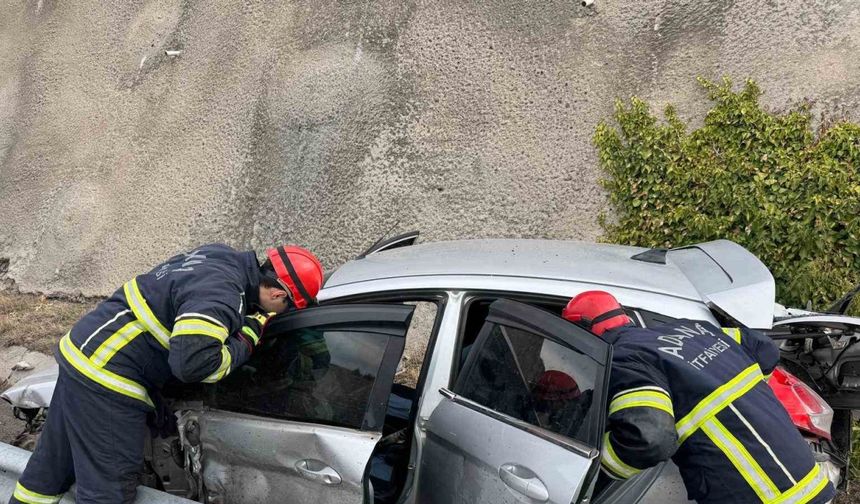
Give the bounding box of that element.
[0,291,98,354]
[836,483,859,504]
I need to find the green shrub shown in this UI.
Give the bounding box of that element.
[852,424,860,481]
[594,77,860,313]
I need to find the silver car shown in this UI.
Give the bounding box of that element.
[1,237,853,503]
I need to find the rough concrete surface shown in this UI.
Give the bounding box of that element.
[0,346,53,389]
[1,0,860,296]
[0,402,19,447]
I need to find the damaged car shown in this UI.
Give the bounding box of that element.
[1,237,854,503]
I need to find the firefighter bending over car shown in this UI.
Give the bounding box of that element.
[10,244,324,504]
[561,291,835,504]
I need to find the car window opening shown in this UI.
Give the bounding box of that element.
[452,295,682,449]
[454,297,604,448]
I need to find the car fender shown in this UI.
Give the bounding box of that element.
[1,364,58,409]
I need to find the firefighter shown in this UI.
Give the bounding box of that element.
[561,290,835,504]
[10,243,324,504]
[532,370,591,434]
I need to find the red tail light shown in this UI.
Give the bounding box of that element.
[768,367,833,440]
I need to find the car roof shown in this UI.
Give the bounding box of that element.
[325,239,702,301]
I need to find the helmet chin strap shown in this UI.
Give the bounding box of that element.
[589,308,628,327]
[282,295,295,310]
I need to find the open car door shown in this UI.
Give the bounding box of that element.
[183,303,414,504]
[418,299,610,504]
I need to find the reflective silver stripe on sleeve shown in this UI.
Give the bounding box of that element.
[172,319,228,342]
[609,389,674,417]
[611,385,670,401]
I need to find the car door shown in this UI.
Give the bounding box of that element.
[186,303,414,504]
[418,299,610,504]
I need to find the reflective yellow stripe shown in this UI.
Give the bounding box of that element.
[13,483,61,504]
[201,346,232,383]
[772,464,829,504]
[123,278,169,349]
[609,389,674,417]
[600,432,641,479]
[247,312,272,325]
[722,327,742,344]
[172,318,228,342]
[676,364,763,443]
[242,326,261,345]
[175,312,226,327]
[611,385,668,400]
[702,417,779,501]
[89,320,145,368]
[59,334,154,408]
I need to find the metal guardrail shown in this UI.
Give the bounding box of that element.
[0,443,196,503]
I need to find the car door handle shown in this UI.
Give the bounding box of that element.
[295,459,342,486]
[499,463,549,502]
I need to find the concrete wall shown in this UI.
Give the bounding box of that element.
[2,0,859,296]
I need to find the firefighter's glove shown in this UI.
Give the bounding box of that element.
[240,312,276,348]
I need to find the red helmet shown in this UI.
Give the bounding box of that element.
[265,245,324,310]
[562,290,631,336]
[534,370,581,401]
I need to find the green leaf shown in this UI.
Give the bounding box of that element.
[594,76,860,314]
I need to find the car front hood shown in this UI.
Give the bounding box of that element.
[1,364,58,409]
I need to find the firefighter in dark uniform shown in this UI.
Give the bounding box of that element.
[10,243,324,504]
[562,291,836,504]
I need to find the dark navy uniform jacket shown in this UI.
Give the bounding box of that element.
[600,319,835,504]
[57,244,263,410]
